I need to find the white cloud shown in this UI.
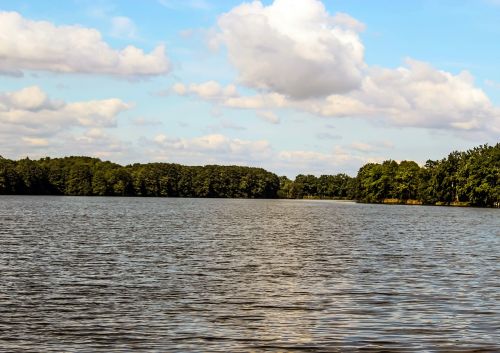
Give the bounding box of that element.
[316,59,500,135]
[216,0,366,99]
[0,11,170,77]
[110,16,138,39]
[186,63,499,137]
[190,1,499,137]
[4,86,56,111]
[153,133,270,155]
[172,81,283,124]
[0,86,131,135]
[0,87,133,161]
[173,59,500,137]
[190,81,237,98]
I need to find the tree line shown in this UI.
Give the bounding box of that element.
[0,156,280,198]
[279,143,499,207]
[352,143,499,207]
[0,143,498,206]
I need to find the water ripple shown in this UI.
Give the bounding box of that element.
[0,196,498,352]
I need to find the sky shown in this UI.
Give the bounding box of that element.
[0,0,499,177]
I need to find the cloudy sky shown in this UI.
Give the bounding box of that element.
[0,0,499,176]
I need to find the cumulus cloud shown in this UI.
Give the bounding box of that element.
[0,87,134,161]
[215,0,365,99]
[316,59,500,135]
[0,90,133,162]
[172,81,284,124]
[0,11,170,77]
[3,86,58,111]
[0,86,131,137]
[184,0,497,137]
[175,61,499,137]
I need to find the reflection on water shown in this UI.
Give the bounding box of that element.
[0,196,499,352]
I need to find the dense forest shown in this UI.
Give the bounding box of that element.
[0,157,280,198]
[0,143,498,207]
[279,143,499,207]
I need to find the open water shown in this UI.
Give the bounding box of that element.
[0,196,498,352]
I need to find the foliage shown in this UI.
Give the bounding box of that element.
[276,143,499,207]
[278,173,354,199]
[0,156,280,198]
[0,143,498,206]
[352,143,499,207]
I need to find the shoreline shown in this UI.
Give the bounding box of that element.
[1,194,498,208]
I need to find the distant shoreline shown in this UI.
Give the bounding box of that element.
[1,142,498,207]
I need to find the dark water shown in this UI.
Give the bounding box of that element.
[0,196,499,352]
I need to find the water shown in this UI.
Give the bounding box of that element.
[0,196,498,352]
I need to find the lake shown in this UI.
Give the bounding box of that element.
[0,196,498,352]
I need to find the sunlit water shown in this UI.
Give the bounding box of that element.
[0,196,498,352]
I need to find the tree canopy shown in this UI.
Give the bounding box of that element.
[350,143,499,207]
[0,156,280,199]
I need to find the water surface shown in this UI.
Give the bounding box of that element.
[0,196,499,352]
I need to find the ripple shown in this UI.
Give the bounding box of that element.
[0,196,499,352]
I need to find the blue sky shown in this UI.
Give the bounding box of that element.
[0,0,499,176]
